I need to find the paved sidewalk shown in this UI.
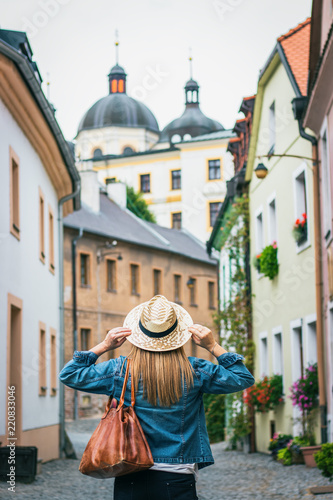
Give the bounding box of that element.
[0,417,332,499]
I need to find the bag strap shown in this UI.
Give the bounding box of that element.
[117,358,135,410]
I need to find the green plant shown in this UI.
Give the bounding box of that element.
[314,444,333,482]
[243,374,283,413]
[126,186,156,222]
[259,242,278,280]
[277,447,292,465]
[203,393,226,443]
[268,433,293,457]
[212,194,254,445]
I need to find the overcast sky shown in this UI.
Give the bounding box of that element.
[1,0,312,141]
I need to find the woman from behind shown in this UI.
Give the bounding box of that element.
[59,295,255,500]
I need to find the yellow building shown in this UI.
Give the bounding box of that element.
[246,19,320,452]
[75,57,235,243]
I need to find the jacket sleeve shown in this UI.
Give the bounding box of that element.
[193,352,255,394]
[58,350,118,395]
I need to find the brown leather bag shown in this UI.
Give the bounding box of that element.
[78,359,154,479]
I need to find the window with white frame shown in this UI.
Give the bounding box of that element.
[268,101,275,153]
[291,323,304,380]
[272,329,283,377]
[321,127,332,239]
[293,164,309,247]
[255,209,264,252]
[259,334,268,377]
[305,319,317,367]
[268,196,277,243]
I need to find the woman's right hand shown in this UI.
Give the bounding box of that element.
[189,324,216,352]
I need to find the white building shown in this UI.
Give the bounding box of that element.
[75,58,235,243]
[0,30,80,462]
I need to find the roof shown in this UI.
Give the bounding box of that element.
[277,18,311,96]
[176,129,235,144]
[0,29,80,209]
[83,146,179,163]
[64,191,217,266]
[78,93,160,134]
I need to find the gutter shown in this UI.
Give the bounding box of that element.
[58,181,81,459]
[292,96,327,444]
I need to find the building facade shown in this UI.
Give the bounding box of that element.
[0,30,80,462]
[303,0,333,443]
[245,19,321,452]
[63,171,218,419]
[75,57,235,243]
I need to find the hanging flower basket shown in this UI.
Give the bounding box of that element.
[259,242,279,280]
[292,213,307,245]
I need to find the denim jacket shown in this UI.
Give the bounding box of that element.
[59,350,255,469]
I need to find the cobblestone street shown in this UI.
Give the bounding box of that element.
[0,417,333,500]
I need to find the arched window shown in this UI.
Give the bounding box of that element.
[171,134,181,143]
[183,134,192,141]
[187,90,192,103]
[93,148,103,158]
[111,79,117,93]
[118,80,124,93]
[192,90,197,103]
[123,146,134,155]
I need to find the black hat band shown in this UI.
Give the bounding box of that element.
[139,318,178,338]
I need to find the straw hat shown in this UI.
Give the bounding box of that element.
[123,295,193,352]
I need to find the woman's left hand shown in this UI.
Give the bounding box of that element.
[103,327,132,351]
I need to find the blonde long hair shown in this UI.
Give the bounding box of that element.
[126,345,194,407]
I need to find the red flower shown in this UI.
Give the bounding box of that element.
[302,213,307,219]
[295,218,300,225]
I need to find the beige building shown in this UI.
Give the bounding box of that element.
[63,172,218,419]
[246,19,320,452]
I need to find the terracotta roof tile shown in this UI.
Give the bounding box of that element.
[278,18,311,96]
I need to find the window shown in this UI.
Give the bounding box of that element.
[93,148,103,159]
[171,170,181,190]
[106,177,117,184]
[130,264,140,295]
[268,101,275,153]
[111,79,117,93]
[140,174,150,193]
[208,281,215,309]
[80,328,91,351]
[123,146,134,155]
[106,259,117,292]
[292,323,304,380]
[272,329,283,377]
[174,274,182,303]
[208,159,221,180]
[39,322,47,396]
[255,209,264,253]
[267,196,277,243]
[321,128,332,239]
[9,147,20,240]
[293,165,309,247]
[49,206,55,273]
[153,269,162,295]
[189,278,197,306]
[172,212,182,230]
[259,334,268,377]
[80,253,90,286]
[39,187,45,263]
[209,202,222,227]
[305,319,317,366]
[50,328,57,395]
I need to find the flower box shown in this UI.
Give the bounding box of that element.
[292,213,307,245]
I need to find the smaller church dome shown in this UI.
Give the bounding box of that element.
[160,78,224,143]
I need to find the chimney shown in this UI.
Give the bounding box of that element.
[106,181,127,209]
[79,163,100,213]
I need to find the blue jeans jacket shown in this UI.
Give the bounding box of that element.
[59,351,255,469]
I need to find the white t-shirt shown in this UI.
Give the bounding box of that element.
[150,462,199,481]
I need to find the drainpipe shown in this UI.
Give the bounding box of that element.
[58,181,80,458]
[292,97,327,444]
[72,228,83,421]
